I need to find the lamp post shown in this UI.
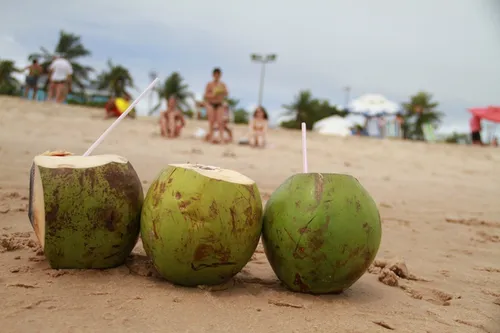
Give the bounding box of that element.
[250,53,277,106]
[343,86,351,109]
[148,70,158,113]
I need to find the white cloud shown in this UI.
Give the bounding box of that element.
[1,0,500,128]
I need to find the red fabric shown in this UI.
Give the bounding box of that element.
[469,115,481,132]
[468,106,500,123]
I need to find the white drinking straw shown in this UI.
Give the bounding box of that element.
[82,78,159,156]
[301,122,308,173]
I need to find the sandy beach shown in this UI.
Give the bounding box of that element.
[0,96,499,333]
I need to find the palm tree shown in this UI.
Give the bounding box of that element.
[28,30,94,92]
[149,72,192,115]
[282,90,315,128]
[0,59,21,95]
[402,91,443,140]
[94,59,135,97]
[281,90,346,129]
[224,97,251,124]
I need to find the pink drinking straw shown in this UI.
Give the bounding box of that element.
[301,122,308,173]
[82,78,160,157]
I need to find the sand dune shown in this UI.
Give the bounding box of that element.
[0,96,499,333]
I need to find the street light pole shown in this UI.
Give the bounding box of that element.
[148,70,158,113]
[251,53,277,106]
[343,86,351,108]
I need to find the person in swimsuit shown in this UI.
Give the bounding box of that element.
[213,102,233,143]
[23,60,43,100]
[160,96,186,138]
[203,67,228,143]
[248,106,268,148]
[47,54,73,103]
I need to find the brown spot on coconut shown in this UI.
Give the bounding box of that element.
[28,152,143,269]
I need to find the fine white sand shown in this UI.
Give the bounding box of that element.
[0,96,499,333]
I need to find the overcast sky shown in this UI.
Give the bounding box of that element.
[2,0,500,132]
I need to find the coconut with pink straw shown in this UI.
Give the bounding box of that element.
[27,79,158,269]
[261,122,382,294]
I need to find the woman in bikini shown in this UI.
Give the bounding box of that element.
[248,106,268,148]
[160,96,185,138]
[203,67,228,143]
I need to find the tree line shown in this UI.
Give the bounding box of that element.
[0,30,448,140]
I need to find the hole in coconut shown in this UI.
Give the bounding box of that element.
[193,165,219,171]
[170,163,255,185]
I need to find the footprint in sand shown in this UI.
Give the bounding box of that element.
[369,258,454,306]
[400,285,454,306]
[474,231,500,243]
[445,217,500,229]
[0,232,40,253]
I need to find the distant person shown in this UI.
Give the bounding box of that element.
[47,54,73,103]
[22,60,43,100]
[104,93,132,119]
[491,137,498,147]
[160,96,185,138]
[203,67,228,143]
[395,113,404,138]
[249,106,268,148]
[377,115,386,138]
[213,102,233,143]
[469,115,482,145]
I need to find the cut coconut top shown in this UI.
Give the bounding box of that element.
[33,154,128,169]
[170,163,255,185]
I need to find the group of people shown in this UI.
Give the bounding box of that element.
[158,67,269,148]
[22,55,73,104]
[23,60,268,147]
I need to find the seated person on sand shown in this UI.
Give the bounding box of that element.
[160,96,185,138]
[212,102,233,143]
[248,106,268,148]
[104,93,133,119]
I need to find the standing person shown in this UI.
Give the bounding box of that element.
[160,96,186,138]
[47,54,73,103]
[377,115,386,138]
[22,60,43,100]
[395,113,404,138]
[214,102,233,143]
[203,67,228,143]
[470,115,482,146]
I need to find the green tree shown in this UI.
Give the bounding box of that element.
[29,30,94,92]
[402,91,443,140]
[444,132,470,144]
[0,59,21,95]
[94,59,135,97]
[281,90,347,129]
[149,72,192,115]
[225,97,250,124]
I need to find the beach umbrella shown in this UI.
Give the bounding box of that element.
[468,106,500,123]
[313,116,352,137]
[348,93,401,117]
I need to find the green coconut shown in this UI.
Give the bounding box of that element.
[141,164,262,286]
[262,173,381,294]
[28,153,144,269]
